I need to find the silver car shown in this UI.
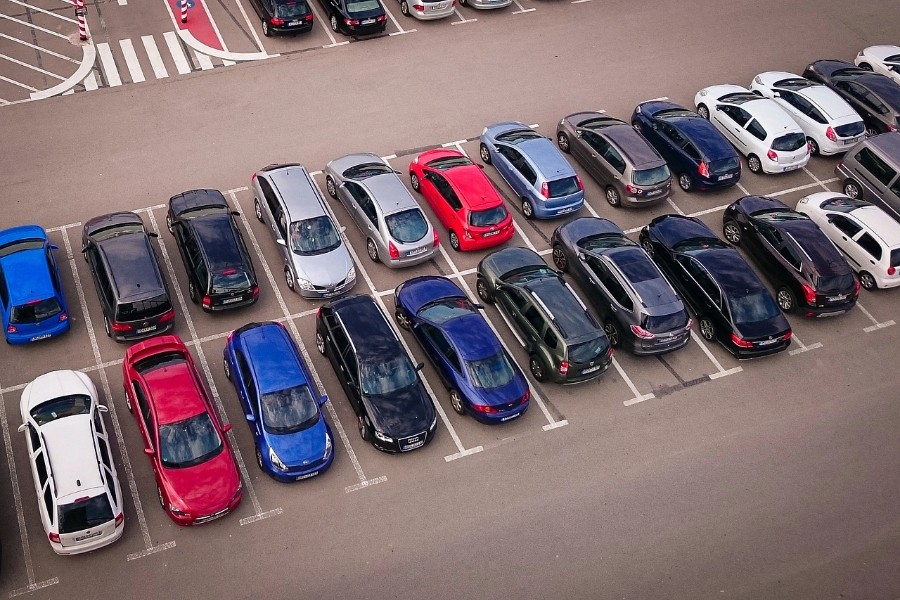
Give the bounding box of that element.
[325,153,439,267]
[458,0,510,9]
[252,163,356,298]
[399,0,454,20]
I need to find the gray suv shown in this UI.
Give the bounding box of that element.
[836,132,900,222]
[252,163,356,298]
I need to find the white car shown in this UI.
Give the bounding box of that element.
[750,72,866,156]
[855,45,900,85]
[695,84,810,174]
[398,0,454,19]
[796,192,900,290]
[18,370,124,555]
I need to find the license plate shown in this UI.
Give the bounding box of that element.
[783,164,801,172]
[558,206,578,214]
[483,229,500,237]
[30,333,51,341]
[500,412,522,422]
[843,137,860,145]
[75,530,103,542]
[430,3,443,9]
[221,296,243,304]
[581,365,602,375]
[817,311,844,318]
[296,471,319,481]
[757,338,778,346]
[288,19,301,25]
[136,325,157,334]
[401,440,424,451]
[718,173,734,180]
[826,294,847,302]
[646,189,662,196]
[362,17,375,24]
[407,246,429,257]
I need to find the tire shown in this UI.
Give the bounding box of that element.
[859,62,872,71]
[859,271,876,290]
[330,14,339,33]
[641,238,655,258]
[723,220,741,245]
[284,267,295,290]
[529,355,546,382]
[866,126,879,138]
[358,414,372,442]
[366,238,380,263]
[395,308,410,330]
[697,104,710,120]
[253,199,264,222]
[605,186,621,207]
[409,172,421,192]
[843,179,862,200]
[449,231,461,251]
[166,215,174,234]
[315,331,326,355]
[776,287,796,313]
[557,132,570,153]
[603,321,621,348]
[255,447,264,470]
[262,18,271,37]
[449,389,465,416]
[325,176,338,198]
[521,199,535,220]
[223,356,232,381]
[747,155,762,174]
[188,280,199,304]
[678,173,693,192]
[699,317,715,341]
[807,137,820,156]
[551,245,568,272]
[125,391,133,414]
[479,143,492,165]
[400,0,410,15]
[476,277,494,304]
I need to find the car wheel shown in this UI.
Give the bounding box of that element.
[479,143,492,165]
[551,245,568,272]
[325,175,338,198]
[358,414,372,442]
[125,391,133,414]
[166,215,174,234]
[807,137,820,156]
[157,485,165,508]
[603,321,621,348]
[104,316,112,338]
[409,172,421,192]
[366,238,380,262]
[747,155,762,174]
[253,199,264,222]
[476,277,494,304]
[697,104,710,120]
[699,317,715,341]
[678,173,693,192]
[858,62,872,71]
[223,356,232,381]
[632,121,642,132]
[449,230,461,251]
[315,331,326,355]
[776,287,796,313]
[262,18,271,36]
[449,389,465,416]
[255,447,264,470]
[330,14,339,33]
[859,271,877,290]
[843,179,862,200]
[188,280,198,304]
[556,132,570,153]
[400,0,410,15]
[641,238,655,258]
[284,267,295,290]
[723,220,741,245]
[395,308,410,330]
[521,199,534,219]
[528,355,546,382]
[605,186,621,207]
[866,126,879,138]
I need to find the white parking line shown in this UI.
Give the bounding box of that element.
[857,301,896,333]
[0,33,79,63]
[225,190,386,494]
[770,177,838,197]
[6,0,78,22]
[0,13,69,39]
[788,331,823,356]
[96,43,122,87]
[666,197,685,216]
[450,8,476,23]
[736,181,750,196]
[689,330,743,380]
[802,167,832,192]
[234,0,266,52]
[163,31,192,75]
[511,0,534,13]
[381,4,408,33]
[0,74,38,91]
[120,38,146,83]
[615,357,655,406]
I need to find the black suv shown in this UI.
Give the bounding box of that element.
[475,247,613,384]
[315,295,436,453]
[249,0,313,37]
[82,212,175,342]
[723,196,860,317]
[167,190,259,312]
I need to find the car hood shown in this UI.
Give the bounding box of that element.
[293,245,354,288]
[364,384,434,438]
[161,447,239,515]
[265,417,329,467]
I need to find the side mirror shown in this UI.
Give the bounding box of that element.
[575,129,583,138]
[473,303,485,310]
[477,164,485,169]
[231,211,241,217]
[319,394,328,407]
[144,447,155,456]
[415,362,425,372]
[245,414,256,423]
[393,169,402,175]
[148,232,159,239]
[577,251,586,261]
[81,246,89,254]
[276,238,286,247]
[49,244,59,250]
[340,226,347,233]
[17,423,26,433]
[715,105,723,111]
[98,405,109,413]
[222,423,232,433]
[772,91,780,98]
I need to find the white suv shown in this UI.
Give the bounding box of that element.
[19,370,124,555]
[796,192,900,290]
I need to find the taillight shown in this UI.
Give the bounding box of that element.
[698,161,710,178]
[316,307,322,318]
[889,266,897,276]
[111,321,132,332]
[767,149,778,162]
[344,17,359,25]
[270,17,284,25]
[49,532,60,544]
[685,318,694,330]
[576,175,584,191]
[783,330,793,341]
[625,184,641,195]
[730,333,754,349]
[558,361,569,375]
[202,295,212,308]
[433,229,440,248]
[305,13,313,20]
[887,123,897,132]
[376,14,386,21]
[252,285,260,298]
[471,404,497,414]
[7,325,17,333]
[825,126,837,142]
[58,311,68,322]
[413,3,423,9]
[388,241,400,259]
[853,278,861,295]
[540,181,550,199]
[521,389,531,404]
[115,513,124,527]
[801,284,817,304]
[159,309,175,323]
[251,172,257,181]
[629,324,655,339]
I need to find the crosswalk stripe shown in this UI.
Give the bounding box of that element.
[194,50,214,71]
[119,38,145,83]
[83,71,98,90]
[163,31,191,75]
[96,43,122,87]
[141,35,168,79]
[222,59,236,66]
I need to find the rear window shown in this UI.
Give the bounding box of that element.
[632,165,670,186]
[465,352,516,389]
[275,1,308,17]
[567,336,608,363]
[134,351,184,374]
[728,291,781,325]
[815,273,855,293]
[710,156,740,172]
[346,0,380,12]
[260,385,319,435]
[546,176,580,198]
[158,412,223,469]
[58,493,114,534]
[11,297,61,324]
[385,209,428,244]
[212,270,251,294]
[30,395,91,426]
[116,294,171,322]
[892,248,900,268]
[834,122,865,138]
[469,206,508,228]
[771,133,806,152]
[643,310,689,334]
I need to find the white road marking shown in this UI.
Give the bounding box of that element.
[6,0,77,22]
[689,330,743,379]
[770,177,838,197]
[222,58,236,66]
[666,197,685,215]
[0,13,69,39]
[0,74,38,91]
[142,35,169,79]
[0,33,80,63]
[96,43,122,87]
[83,71,99,90]
[571,0,590,4]
[511,0,534,13]
[802,166,832,192]
[0,53,65,80]
[450,8,476,23]
[614,357,655,406]
[163,31,192,74]
[788,331,822,356]
[194,50,214,70]
[120,38,145,83]
[736,181,750,195]
[381,4,406,33]
[857,301,896,332]
[234,0,265,52]
[388,29,415,36]
[199,0,229,50]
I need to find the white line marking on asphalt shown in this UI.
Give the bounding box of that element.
[582,196,601,219]
[163,31,191,74]
[381,4,406,33]
[571,0,590,4]
[142,35,168,79]
[450,8,475,23]
[0,13,69,39]
[120,38,145,83]
[788,332,822,356]
[666,197,685,215]
[0,97,8,105]
[0,74,38,91]
[344,475,388,492]
[0,33,80,63]
[613,357,655,406]
[511,0,534,12]
[96,43,122,87]
[689,330,742,379]
[239,508,284,526]
[381,154,397,160]
[388,29,415,36]
[736,181,751,195]
[324,41,350,48]
[234,0,265,52]
[6,0,78,22]
[0,53,65,80]
[83,71,98,90]
[857,301,896,332]
[199,0,229,51]
[125,541,179,561]
[802,167,832,191]
[770,178,837,197]
[307,0,338,46]
[222,58,236,66]
[9,578,59,598]
[118,0,127,5]
[194,50,214,70]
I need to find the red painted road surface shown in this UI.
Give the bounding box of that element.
[164,0,224,51]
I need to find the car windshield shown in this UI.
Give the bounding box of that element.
[30,395,91,426]
[290,216,341,256]
[633,164,670,186]
[360,356,418,396]
[418,297,476,324]
[10,298,62,324]
[89,224,144,242]
[158,412,223,469]
[643,310,689,333]
[673,237,730,252]
[496,129,541,144]
[385,209,428,244]
[465,351,516,389]
[134,351,184,374]
[212,269,251,294]
[568,337,608,363]
[772,133,807,151]
[0,238,43,258]
[275,1,309,17]
[58,493,114,534]
[547,176,580,198]
[260,385,319,435]
[343,162,391,179]
[820,196,871,212]
[727,291,782,325]
[117,294,171,322]
[427,156,473,171]
[469,206,507,227]
[346,0,379,11]
[503,266,556,284]
[773,77,816,90]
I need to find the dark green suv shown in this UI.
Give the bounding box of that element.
[475,247,613,384]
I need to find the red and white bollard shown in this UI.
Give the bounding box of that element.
[74,0,88,41]
[180,0,188,23]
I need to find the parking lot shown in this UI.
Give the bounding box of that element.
[2,0,900,597]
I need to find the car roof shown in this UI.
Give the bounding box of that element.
[331,295,400,361]
[516,137,575,180]
[602,126,664,167]
[526,278,595,340]
[42,415,104,500]
[856,76,900,112]
[442,313,500,361]
[169,189,228,217]
[776,219,851,275]
[605,246,679,308]
[263,166,326,221]
[864,45,900,61]
[237,323,308,395]
[864,131,900,157]
[694,249,766,295]
[1,248,55,305]
[98,233,166,300]
[189,216,246,270]
[362,174,419,214]
[850,206,900,245]
[443,164,504,211]
[142,357,209,424]
[666,116,737,160]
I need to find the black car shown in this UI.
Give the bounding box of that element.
[551,217,692,356]
[631,100,742,192]
[249,0,313,37]
[81,212,175,342]
[803,60,900,137]
[315,294,436,453]
[723,196,860,317]
[319,0,386,36]
[167,189,259,312]
[640,215,792,358]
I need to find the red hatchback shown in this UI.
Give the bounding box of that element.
[123,335,242,526]
[409,149,515,252]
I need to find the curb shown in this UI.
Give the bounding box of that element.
[29,44,97,100]
[176,29,273,61]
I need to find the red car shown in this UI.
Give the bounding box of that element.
[123,335,242,525]
[409,149,515,252]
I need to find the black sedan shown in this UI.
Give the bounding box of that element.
[803,60,900,137]
[249,0,313,37]
[319,0,387,36]
[640,215,792,358]
[723,196,860,317]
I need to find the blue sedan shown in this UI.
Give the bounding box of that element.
[0,225,70,345]
[223,321,334,482]
[394,276,530,424]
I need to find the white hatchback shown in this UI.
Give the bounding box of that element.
[796,192,900,290]
[854,45,900,86]
[750,72,866,156]
[19,370,124,555]
[695,84,810,174]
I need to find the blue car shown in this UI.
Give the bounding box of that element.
[394,276,530,424]
[0,225,70,345]
[223,321,334,482]
[631,100,742,193]
[479,121,584,220]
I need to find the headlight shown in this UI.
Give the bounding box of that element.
[169,503,187,516]
[295,277,314,291]
[347,266,356,281]
[269,447,287,471]
[374,430,392,443]
[323,434,332,460]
